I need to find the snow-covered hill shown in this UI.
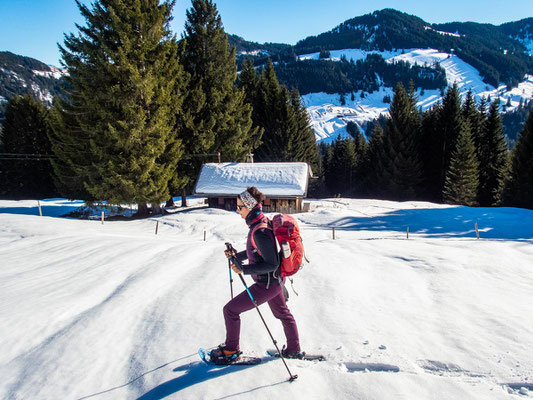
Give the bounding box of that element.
[0,51,65,107]
[301,49,533,143]
[1,198,532,399]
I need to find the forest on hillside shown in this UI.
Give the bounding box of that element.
[1,2,532,212]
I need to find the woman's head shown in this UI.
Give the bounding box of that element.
[236,186,264,218]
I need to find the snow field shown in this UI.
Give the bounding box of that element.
[1,198,532,399]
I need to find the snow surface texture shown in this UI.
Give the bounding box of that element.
[1,198,532,399]
[300,48,533,143]
[194,162,310,197]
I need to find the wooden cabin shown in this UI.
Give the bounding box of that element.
[193,162,312,213]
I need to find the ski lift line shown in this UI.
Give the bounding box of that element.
[0,152,220,160]
[0,153,56,160]
[0,153,55,157]
[0,157,54,160]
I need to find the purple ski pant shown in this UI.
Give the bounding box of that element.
[223,281,300,352]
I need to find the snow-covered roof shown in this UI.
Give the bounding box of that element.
[193,162,311,198]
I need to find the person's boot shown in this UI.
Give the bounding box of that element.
[210,345,241,365]
[281,345,304,359]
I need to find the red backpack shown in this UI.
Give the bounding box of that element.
[251,214,307,277]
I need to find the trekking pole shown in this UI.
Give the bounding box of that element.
[225,242,298,382]
[228,258,234,299]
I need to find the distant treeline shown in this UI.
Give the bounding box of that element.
[273,54,447,95]
[315,83,533,210]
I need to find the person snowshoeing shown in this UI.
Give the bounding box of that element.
[210,186,301,364]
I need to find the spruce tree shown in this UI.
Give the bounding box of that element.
[379,82,423,200]
[420,104,443,200]
[478,100,510,206]
[326,135,357,196]
[288,89,320,170]
[462,90,483,151]
[47,98,93,200]
[238,59,261,118]
[252,59,286,162]
[443,121,479,206]
[320,142,335,196]
[364,123,386,197]
[247,59,318,168]
[0,95,57,198]
[438,83,463,190]
[178,0,260,199]
[50,0,185,214]
[353,130,368,194]
[506,108,533,209]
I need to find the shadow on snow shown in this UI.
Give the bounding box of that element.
[310,206,533,240]
[76,355,278,400]
[136,357,278,400]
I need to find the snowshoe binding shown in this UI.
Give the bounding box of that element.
[209,345,242,365]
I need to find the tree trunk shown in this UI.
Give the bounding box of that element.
[137,202,149,217]
[152,202,163,215]
[165,196,175,208]
[181,189,188,207]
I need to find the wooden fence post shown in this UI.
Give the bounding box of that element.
[37,201,42,217]
[155,221,159,235]
[332,227,336,240]
[475,222,480,239]
[204,231,206,241]
[101,211,104,224]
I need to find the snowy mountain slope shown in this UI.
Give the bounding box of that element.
[0,52,65,105]
[1,198,532,399]
[301,48,533,143]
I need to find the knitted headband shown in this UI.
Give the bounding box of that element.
[239,190,258,209]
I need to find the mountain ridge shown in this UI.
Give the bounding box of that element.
[1,9,532,142]
[231,9,533,90]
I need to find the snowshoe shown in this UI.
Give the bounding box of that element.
[198,346,262,366]
[209,345,242,365]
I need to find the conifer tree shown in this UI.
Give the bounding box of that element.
[246,59,318,168]
[0,95,57,198]
[443,121,479,206]
[288,89,320,170]
[50,0,185,214]
[251,59,286,162]
[506,108,533,209]
[379,82,423,200]
[438,83,463,189]
[326,135,357,196]
[47,98,93,200]
[420,104,442,200]
[364,123,386,197]
[238,59,261,115]
[352,130,368,194]
[178,0,260,199]
[462,90,483,150]
[320,142,335,196]
[478,100,510,206]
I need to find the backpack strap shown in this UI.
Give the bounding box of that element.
[250,222,271,256]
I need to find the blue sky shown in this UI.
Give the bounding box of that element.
[1,0,532,66]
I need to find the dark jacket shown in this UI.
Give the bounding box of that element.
[235,206,280,285]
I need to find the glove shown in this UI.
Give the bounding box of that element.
[230,263,243,274]
[224,249,234,259]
